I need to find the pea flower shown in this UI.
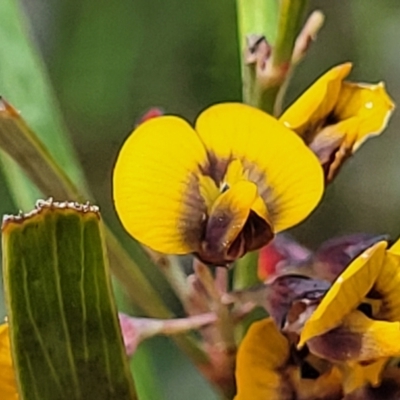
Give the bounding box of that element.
[298,238,400,394]
[280,63,395,182]
[235,236,400,398]
[113,103,324,265]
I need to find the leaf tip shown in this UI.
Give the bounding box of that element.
[2,197,101,232]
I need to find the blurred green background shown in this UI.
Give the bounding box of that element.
[1,1,400,398]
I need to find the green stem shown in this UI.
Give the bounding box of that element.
[233,251,261,290]
[237,0,309,114]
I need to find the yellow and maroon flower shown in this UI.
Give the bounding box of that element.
[297,238,400,393]
[113,103,324,265]
[280,63,395,182]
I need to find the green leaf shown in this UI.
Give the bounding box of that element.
[0,98,178,319]
[2,200,137,400]
[0,0,181,324]
[0,0,207,368]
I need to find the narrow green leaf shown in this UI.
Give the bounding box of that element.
[0,99,83,201]
[0,0,88,203]
[2,200,137,400]
[0,98,176,320]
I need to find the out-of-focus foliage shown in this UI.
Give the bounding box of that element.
[1,0,400,398]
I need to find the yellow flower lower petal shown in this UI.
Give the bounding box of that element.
[205,180,257,246]
[113,116,208,254]
[0,324,18,400]
[334,81,395,151]
[308,311,400,363]
[340,358,387,394]
[299,241,387,347]
[196,103,324,232]
[280,63,352,138]
[235,318,291,400]
[198,180,272,264]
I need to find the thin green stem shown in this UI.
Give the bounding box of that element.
[238,0,309,114]
[233,251,261,291]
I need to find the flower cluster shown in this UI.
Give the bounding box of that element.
[2,63,393,399]
[236,234,400,399]
[111,63,396,399]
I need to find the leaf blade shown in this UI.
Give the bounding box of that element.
[2,201,137,400]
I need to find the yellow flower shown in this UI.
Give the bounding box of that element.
[0,324,18,400]
[298,238,400,393]
[113,103,323,265]
[280,63,395,182]
[235,318,343,400]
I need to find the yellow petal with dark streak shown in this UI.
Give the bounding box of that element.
[196,103,324,232]
[299,241,387,347]
[308,311,400,362]
[113,116,208,254]
[375,250,400,321]
[206,180,258,247]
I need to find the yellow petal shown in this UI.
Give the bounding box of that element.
[235,318,291,400]
[340,359,387,394]
[223,159,247,187]
[199,180,273,264]
[0,324,18,400]
[388,237,400,256]
[334,81,395,152]
[196,103,324,232]
[308,311,400,362]
[299,241,387,347]
[374,250,400,321]
[113,116,208,254]
[205,180,258,248]
[280,63,352,138]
